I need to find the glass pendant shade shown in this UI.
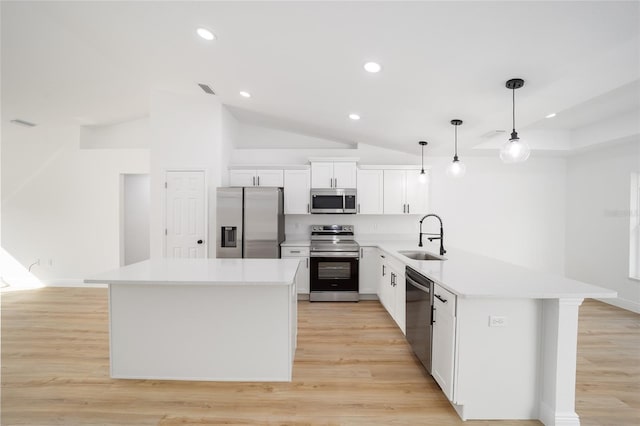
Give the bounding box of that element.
[502,78,529,164]
[418,170,428,183]
[500,137,530,163]
[446,158,466,178]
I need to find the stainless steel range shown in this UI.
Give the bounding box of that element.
[309,225,360,302]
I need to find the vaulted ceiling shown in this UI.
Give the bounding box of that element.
[2,1,639,155]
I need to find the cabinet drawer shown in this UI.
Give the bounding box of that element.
[434,284,456,317]
[282,247,310,257]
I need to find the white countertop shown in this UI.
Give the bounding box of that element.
[85,258,301,286]
[360,240,616,300]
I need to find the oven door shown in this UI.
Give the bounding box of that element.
[309,252,359,292]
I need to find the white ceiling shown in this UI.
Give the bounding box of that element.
[2,1,639,156]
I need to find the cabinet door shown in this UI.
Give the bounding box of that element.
[282,249,310,295]
[359,247,379,294]
[229,170,256,187]
[256,170,284,187]
[405,170,429,214]
[298,257,310,294]
[311,162,334,188]
[333,162,357,188]
[357,169,383,214]
[383,170,406,214]
[432,286,456,401]
[394,267,406,335]
[379,260,394,315]
[284,169,310,214]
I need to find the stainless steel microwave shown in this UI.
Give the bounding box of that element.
[310,188,357,214]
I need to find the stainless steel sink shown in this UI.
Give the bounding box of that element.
[398,250,447,261]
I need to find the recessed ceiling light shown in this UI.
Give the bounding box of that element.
[363,62,381,73]
[239,91,251,98]
[196,27,216,41]
[545,113,557,119]
[349,113,361,121]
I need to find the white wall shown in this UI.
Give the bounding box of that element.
[122,174,150,266]
[220,106,239,187]
[1,124,149,283]
[565,139,640,312]
[231,138,567,274]
[80,116,150,149]
[149,91,222,259]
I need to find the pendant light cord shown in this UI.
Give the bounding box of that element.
[512,87,516,132]
[421,143,424,170]
[454,125,458,157]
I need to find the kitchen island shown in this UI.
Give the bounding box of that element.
[86,258,301,382]
[360,240,616,426]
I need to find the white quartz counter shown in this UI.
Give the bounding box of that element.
[357,239,616,300]
[85,258,301,286]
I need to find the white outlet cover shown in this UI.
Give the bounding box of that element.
[489,315,507,327]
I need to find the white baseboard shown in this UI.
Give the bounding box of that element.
[44,279,107,289]
[596,297,640,314]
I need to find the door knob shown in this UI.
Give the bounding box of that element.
[197,240,204,244]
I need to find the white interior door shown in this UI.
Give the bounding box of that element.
[165,170,206,258]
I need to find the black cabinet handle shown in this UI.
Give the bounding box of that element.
[435,294,448,303]
[197,240,204,244]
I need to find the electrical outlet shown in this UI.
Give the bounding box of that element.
[489,316,507,327]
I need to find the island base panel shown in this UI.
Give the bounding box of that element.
[109,283,295,381]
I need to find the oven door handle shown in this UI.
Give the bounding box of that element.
[310,252,360,258]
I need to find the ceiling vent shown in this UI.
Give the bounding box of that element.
[198,84,216,95]
[10,119,37,127]
[480,129,506,138]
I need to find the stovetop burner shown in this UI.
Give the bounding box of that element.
[310,225,359,253]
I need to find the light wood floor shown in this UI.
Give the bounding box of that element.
[1,288,638,425]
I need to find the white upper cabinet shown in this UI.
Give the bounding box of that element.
[383,169,429,214]
[332,162,357,188]
[405,171,429,214]
[357,169,384,214]
[229,169,284,187]
[383,170,406,214]
[311,162,334,188]
[311,162,356,188]
[284,169,311,214]
[228,170,256,187]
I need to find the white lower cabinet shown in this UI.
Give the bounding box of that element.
[377,251,406,335]
[431,284,457,401]
[281,246,310,295]
[359,247,380,296]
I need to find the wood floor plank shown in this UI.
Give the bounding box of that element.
[2,288,638,425]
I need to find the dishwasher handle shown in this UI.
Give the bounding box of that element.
[406,275,432,294]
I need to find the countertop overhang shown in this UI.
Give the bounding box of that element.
[85,258,301,286]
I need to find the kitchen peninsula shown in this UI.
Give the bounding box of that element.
[85,258,301,382]
[369,241,617,426]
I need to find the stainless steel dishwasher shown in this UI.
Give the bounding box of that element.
[405,266,434,373]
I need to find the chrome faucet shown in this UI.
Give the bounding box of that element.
[418,214,446,256]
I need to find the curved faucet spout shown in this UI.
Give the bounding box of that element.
[418,214,446,256]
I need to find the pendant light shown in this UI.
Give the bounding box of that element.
[418,141,428,183]
[500,78,530,163]
[446,119,466,178]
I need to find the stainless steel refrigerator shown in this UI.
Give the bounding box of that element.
[216,187,285,258]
